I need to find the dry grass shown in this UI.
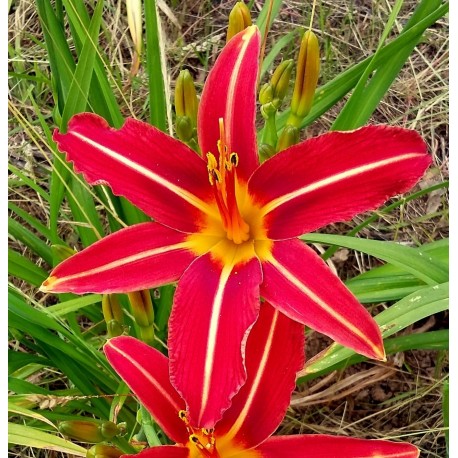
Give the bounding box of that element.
[8,1,448,457]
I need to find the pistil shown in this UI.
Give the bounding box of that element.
[206,119,250,244]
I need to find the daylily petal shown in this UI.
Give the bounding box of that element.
[104,336,188,445]
[255,435,419,457]
[249,125,431,239]
[53,113,214,232]
[121,445,190,458]
[168,252,262,428]
[41,223,196,293]
[198,26,260,182]
[261,239,385,360]
[216,302,304,451]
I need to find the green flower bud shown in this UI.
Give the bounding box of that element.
[128,290,154,328]
[87,444,123,458]
[277,124,299,151]
[259,143,276,161]
[270,59,293,104]
[259,83,273,106]
[102,294,124,324]
[58,420,120,443]
[175,70,198,124]
[289,30,320,124]
[227,2,252,42]
[176,116,194,142]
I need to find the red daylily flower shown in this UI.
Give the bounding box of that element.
[104,303,419,458]
[41,26,431,427]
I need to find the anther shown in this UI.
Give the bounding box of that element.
[230,153,239,166]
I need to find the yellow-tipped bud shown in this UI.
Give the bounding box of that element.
[289,30,320,125]
[58,420,120,443]
[175,70,198,142]
[87,444,123,458]
[128,290,154,328]
[277,124,299,151]
[227,2,252,42]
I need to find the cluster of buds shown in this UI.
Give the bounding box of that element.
[127,290,155,345]
[58,419,122,444]
[174,69,199,150]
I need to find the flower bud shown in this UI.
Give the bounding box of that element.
[175,70,198,122]
[175,70,198,142]
[127,290,154,328]
[58,420,120,443]
[277,124,299,151]
[289,30,320,125]
[270,59,293,105]
[102,294,124,323]
[102,294,125,338]
[227,2,252,42]
[259,83,273,106]
[259,143,276,161]
[87,444,123,458]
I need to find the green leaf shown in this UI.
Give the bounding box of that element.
[145,0,168,131]
[8,423,87,456]
[8,401,57,429]
[60,0,104,129]
[301,233,448,285]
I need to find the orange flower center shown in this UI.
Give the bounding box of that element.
[179,411,260,458]
[206,119,250,245]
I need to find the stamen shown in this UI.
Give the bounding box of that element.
[205,118,251,245]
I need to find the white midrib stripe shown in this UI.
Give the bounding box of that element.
[268,257,380,356]
[51,241,190,286]
[261,152,423,216]
[109,344,182,412]
[226,27,256,150]
[70,131,214,216]
[198,264,233,424]
[224,309,280,441]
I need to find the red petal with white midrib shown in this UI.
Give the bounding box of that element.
[40,223,196,293]
[168,253,262,429]
[198,26,261,183]
[249,125,431,239]
[256,435,419,458]
[53,113,214,233]
[261,239,385,360]
[216,302,304,451]
[104,336,188,445]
